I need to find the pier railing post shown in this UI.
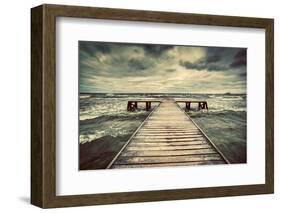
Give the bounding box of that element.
[185,102,191,111]
[127,101,131,111]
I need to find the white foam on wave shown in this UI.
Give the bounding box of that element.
[80,95,91,99]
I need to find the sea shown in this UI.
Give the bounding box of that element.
[79,93,246,164]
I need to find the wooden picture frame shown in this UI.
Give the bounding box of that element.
[31,4,274,208]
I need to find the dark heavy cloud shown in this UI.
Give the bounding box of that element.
[79,41,111,57]
[179,47,247,72]
[142,44,174,56]
[230,49,247,68]
[128,58,153,70]
[206,47,228,63]
[80,41,173,58]
[180,60,228,71]
[79,41,247,93]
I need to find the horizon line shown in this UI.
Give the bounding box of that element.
[80,92,246,95]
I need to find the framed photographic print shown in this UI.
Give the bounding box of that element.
[31,4,274,208]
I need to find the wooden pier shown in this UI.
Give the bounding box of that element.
[127,100,208,111]
[127,100,161,111]
[176,100,208,111]
[107,99,229,169]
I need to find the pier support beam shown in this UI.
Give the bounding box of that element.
[145,101,152,111]
[127,101,138,111]
[127,100,157,111]
[185,102,191,111]
[198,102,208,110]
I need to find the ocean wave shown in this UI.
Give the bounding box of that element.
[80,95,91,99]
[189,110,246,121]
[221,96,244,101]
[80,133,103,144]
[80,111,148,124]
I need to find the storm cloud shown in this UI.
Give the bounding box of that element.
[142,44,174,57]
[179,47,246,72]
[128,58,153,70]
[179,60,228,71]
[230,49,247,68]
[79,42,111,57]
[79,41,247,93]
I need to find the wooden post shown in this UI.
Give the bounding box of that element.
[187,102,191,111]
[200,102,208,110]
[198,102,200,110]
[128,101,133,111]
[203,102,207,109]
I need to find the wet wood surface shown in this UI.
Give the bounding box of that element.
[110,100,227,168]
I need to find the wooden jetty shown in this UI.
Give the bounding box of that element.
[107,99,229,169]
[127,100,161,111]
[127,100,208,111]
[176,100,208,111]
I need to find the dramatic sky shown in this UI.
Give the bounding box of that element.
[79,41,246,94]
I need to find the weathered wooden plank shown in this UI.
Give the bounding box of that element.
[140,128,198,130]
[131,141,207,146]
[126,145,212,151]
[138,132,202,135]
[134,135,204,139]
[145,122,196,124]
[121,149,217,157]
[137,133,203,136]
[112,160,225,168]
[139,130,200,133]
[147,117,191,119]
[133,137,206,142]
[146,117,192,119]
[114,154,223,164]
[142,126,198,129]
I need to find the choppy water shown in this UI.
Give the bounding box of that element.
[79,93,246,163]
